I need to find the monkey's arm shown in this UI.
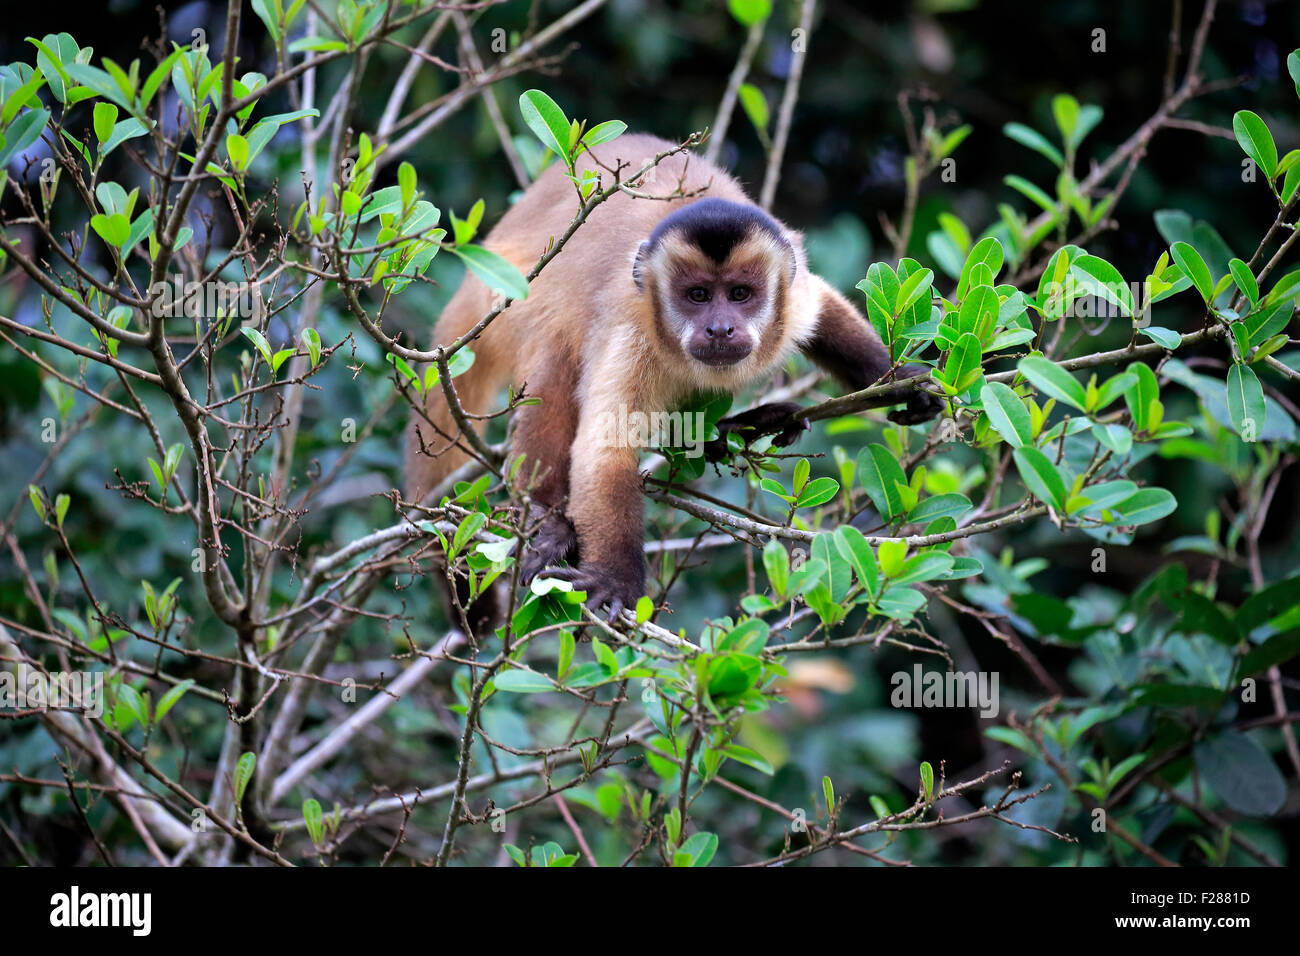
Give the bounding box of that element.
[536,392,647,620]
[801,279,942,425]
[705,402,809,462]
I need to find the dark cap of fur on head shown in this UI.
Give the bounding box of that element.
[633,197,795,291]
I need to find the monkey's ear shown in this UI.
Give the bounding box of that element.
[632,241,650,292]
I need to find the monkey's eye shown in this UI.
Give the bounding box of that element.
[687,287,710,303]
[729,285,752,303]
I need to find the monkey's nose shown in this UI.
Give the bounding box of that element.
[705,325,735,338]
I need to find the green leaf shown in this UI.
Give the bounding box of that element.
[907,493,972,524]
[858,444,907,521]
[722,745,772,775]
[1013,446,1067,511]
[980,381,1031,447]
[707,653,762,699]
[677,831,718,867]
[956,284,999,340]
[1036,245,1080,319]
[957,237,1004,298]
[933,124,971,159]
[1225,364,1265,439]
[1238,575,1300,632]
[1004,175,1057,213]
[519,90,570,164]
[895,267,934,316]
[1112,487,1177,525]
[876,585,925,620]
[251,0,283,43]
[451,511,486,556]
[288,36,348,53]
[226,133,249,171]
[760,477,794,504]
[233,752,256,803]
[1092,422,1132,456]
[738,83,769,134]
[1070,254,1132,317]
[100,118,148,158]
[1139,326,1182,349]
[1194,731,1286,816]
[1237,629,1300,681]
[92,102,118,145]
[153,679,194,723]
[877,539,908,579]
[919,760,935,801]
[110,681,147,731]
[891,552,955,586]
[1170,241,1213,303]
[796,477,840,508]
[1228,258,1259,307]
[301,328,321,368]
[719,618,769,656]
[1232,109,1278,180]
[141,50,180,110]
[452,245,530,301]
[763,539,790,596]
[0,107,50,168]
[728,0,772,27]
[239,327,274,364]
[90,212,131,248]
[1051,93,1079,143]
[1002,122,1063,167]
[1018,355,1086,411]
[580,120,627,151]
[493,669,556,693]
[941,331,983,394]
[1091,371,1137,413]
[303,798,324,846]
[832,525,879,595]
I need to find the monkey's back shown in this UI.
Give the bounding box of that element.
[407,134,751,501]
[483,133,750,348]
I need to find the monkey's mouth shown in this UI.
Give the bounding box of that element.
[689,344,752,367]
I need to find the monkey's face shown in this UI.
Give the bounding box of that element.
[650,242,788,371]
[670,265,773,367]
[635,211,795,375]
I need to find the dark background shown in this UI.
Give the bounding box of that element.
[1,0,1297,865]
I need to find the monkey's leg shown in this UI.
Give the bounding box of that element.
[512,352,582,582]
[802,280,943,424]
[404,279,508,503]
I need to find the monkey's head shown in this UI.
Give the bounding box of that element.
[633,198,797,372]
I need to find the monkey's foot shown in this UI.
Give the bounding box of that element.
[887,388,944,426]
[519,514,579,584]
[706,401,810,461]
[887,365,945,425]
[534,563,645,623]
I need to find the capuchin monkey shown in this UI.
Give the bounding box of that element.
[406,133,941,625]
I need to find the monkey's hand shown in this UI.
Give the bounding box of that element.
[886,365,944,426]
[705,401,810,461]
[519,513,579,584]
[535,560,645,624]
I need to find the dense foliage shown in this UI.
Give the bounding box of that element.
[0,0,1296,867]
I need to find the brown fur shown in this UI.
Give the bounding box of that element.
[406,133,933,618]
